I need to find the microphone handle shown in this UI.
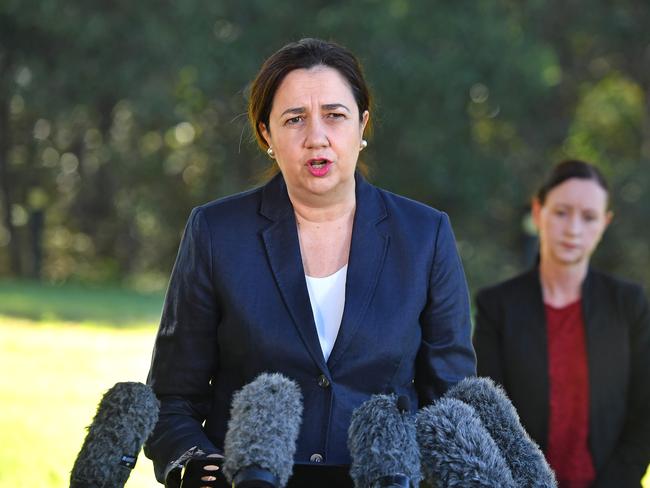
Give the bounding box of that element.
[373,473,411,488]
[234,466,279,488]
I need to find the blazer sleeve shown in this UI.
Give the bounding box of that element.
[415,212,476,405]
[595,285,650,488]
[473,286,507,385]
[144,207,221,484]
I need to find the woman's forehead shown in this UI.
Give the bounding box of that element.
[271,66,356,112]
[545,178,609,208]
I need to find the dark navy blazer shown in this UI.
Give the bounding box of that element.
[474,267,650,487]
[145,172,476,482]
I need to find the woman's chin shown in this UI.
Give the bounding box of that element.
[553,252,588,267]
[300,174,354,197]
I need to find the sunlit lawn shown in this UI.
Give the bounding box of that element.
[0,280,648,487]
[0,280,164,326]
[0,281,162,487]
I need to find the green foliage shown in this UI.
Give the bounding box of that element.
[1,0,649,293]
[565,73,645,164]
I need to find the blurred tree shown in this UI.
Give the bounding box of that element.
[0,0,648,294]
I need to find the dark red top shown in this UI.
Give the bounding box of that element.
[544,299,596,488]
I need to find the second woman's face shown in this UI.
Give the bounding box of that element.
[533,178,612,267]
[261,66,369,201]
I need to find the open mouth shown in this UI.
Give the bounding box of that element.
[308,158,331,168]
[306,158,333,176]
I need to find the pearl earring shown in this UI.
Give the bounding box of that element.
[266,147,275,158]
[360,139,368,150]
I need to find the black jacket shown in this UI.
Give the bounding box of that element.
[474,267,650,487]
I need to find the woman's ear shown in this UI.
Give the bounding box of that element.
[531,198,542,230]
[360,110,369,137]
[259,122,272,148]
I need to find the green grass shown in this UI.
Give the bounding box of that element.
[0,279,164,327]
[0,316,158,487]
[0,280,648,487]
[0,279,162,487]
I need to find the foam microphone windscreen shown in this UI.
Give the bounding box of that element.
[416,397,516,487]
[222,373,303,488]
[446,377,557,488]
[347,394,421,487]
[70,381,160,488]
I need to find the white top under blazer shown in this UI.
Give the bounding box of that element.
[305,264,348,361]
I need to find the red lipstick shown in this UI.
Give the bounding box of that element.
[306,158,332,177]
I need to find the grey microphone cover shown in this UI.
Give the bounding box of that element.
[417,397,515,487]
[347,394,422,487]
[70,381,160,488]
[446,377,557,488]
[222,373,303,488]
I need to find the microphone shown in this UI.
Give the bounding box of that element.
[70,381,160,488]
[222,373,303,488]
[347,394,421,488]
[446,377,557,488]
[416,397,516,487]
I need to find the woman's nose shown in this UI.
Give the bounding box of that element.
[566,214,582,235]
[304,118,329,148]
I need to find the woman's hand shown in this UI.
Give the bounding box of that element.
[181,453,225,487]
[200,453,224,485]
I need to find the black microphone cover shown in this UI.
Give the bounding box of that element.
[416,397,516,487]
[70,381,160,488]
[348,394,421,488]
[222,373,303,488]
[446,377,557,488]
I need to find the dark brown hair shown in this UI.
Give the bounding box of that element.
[248,38,373,150]
[536,159,609,205]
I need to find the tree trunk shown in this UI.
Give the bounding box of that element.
[0,89,22,276]
[29,209,44,280]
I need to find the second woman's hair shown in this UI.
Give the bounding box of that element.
[536,160,609,205]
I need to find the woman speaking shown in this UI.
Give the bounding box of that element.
[145,38,476,487]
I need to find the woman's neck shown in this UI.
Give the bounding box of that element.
[538,258,588,308]
[288,189,356,278]
[285,176,356,222]
[289,189,356,224]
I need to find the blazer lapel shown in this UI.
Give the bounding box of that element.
[328,174,389,368]
[519,268,551,443]
[260,175,327,371]
[581,269,610,463]
[522,268,550,371]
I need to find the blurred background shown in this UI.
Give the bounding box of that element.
[1,0,649,486]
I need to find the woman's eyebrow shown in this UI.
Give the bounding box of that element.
[280,103,351,117]
[322,103,350,112]
[280,107,306,117]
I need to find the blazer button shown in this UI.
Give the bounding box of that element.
[317,374,330,388]
[310,453,324,463]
